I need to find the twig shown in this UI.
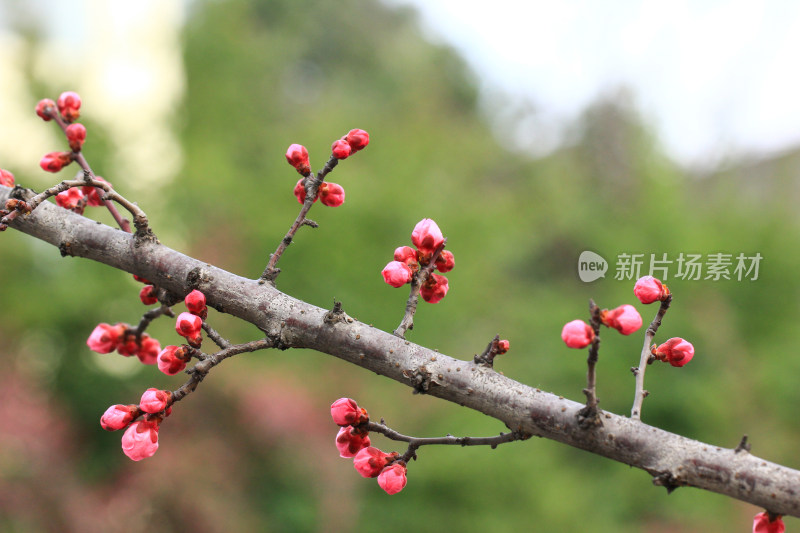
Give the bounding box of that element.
[630,295,672,420]
[393,239,446,338]
[134,304,175,339]
[577,300,603,427]
[202,320,231,349]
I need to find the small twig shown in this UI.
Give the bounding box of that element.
[365,420,529,463]
[735,434,751,454]
[630,295,672,420]
[134,304,175,339]
[260,156,340,283]
[474,335,501,367]
[171,338,275,403]
[202,320,231,349]
[577,300,603,428]
[393,239,447,338]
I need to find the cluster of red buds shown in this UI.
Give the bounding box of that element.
[561,304,642,349]
[100,387,172,461]
[331,398,407,495]
[382,218,453,303]
[173,289,207,348]
[35,91,86,174]
[86,322,161,365]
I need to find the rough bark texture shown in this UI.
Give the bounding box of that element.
[2,185,798,516]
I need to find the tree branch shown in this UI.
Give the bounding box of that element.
[2,184,798,517]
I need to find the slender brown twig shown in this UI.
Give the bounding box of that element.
[393,239,446,338]
[630,295,672,420]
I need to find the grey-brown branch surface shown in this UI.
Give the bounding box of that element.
[2,184,798,517]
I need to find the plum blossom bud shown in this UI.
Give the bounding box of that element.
[100,404,139,431]
[57,91,81,122]
[0,169,14,187]
[285,144,310,175]
[175,312,203,347]
[335,426,371,458]
[158,345,190,376]
[116,330,139,357]
[377,462,408,495]
[319,182,345,207]
[652,337,695,367]
[35,98,56,121]
[331,139,352,159]
[496,339,510,354]
[185,289,207,319]
[411,218,445,255]
[82,176,110,207]
[139,388,171,414]
[561,320,594,349]
[633,276,669,304]
[394,246,417,265]
[435,250,455,273]
[140,285,158,305]
[87,323,125,354]
[420,274,449,304]
[293,178,311,204]
[345,129,369,152]
[136,335,161,365]
[382,261,413,288]
[330,397,368,426]
[65,123,87,151]
[753,512,785,533]
[40,151,73,173]
[601,304,642,335]
[55,188,84,211]
[121,419,159,461]
[353,446,395,478]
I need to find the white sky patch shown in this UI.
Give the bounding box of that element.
[385,0,800,165]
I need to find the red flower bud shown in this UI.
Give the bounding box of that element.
[382,261,413,288]
[331,139,352,159]
[0,169,14,187]
[330,397,368,426]
[293,178,316,204]
[652,337,695,367]
[345,129,369,152]
[100,404,139,431]
[600,304,642,335]
[184,289,207,319]
[55,188,84,211]
[136,335,161,365]
[319,182,345,207]
[36,98,57,121]
[87,323,126,354]
[57,91,82,122]
[40,151,73,173]
[420,274,449,304]
[393,246,417,265]
[285,143,310,175]
[335,426,371,458]
[496,339,510,354]
[753,512,785,533]
[561,320,594,349]
[353,446,394,478]
[65,123,87,151]
[158,345,190,376]
[633,275,669,304]
[175,312,203,347]
[435,250,455,273]
[139,388,171,414]
[121,419,159,461]
[139,285,158,305]
[377,462,407,495]
[411,218,445,255]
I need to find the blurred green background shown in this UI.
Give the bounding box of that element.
[1,0,798,531]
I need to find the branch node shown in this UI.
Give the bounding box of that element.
[324,299,349,324]
[652,472,681,494]
[735,434,751,454]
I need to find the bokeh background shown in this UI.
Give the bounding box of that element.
[1,1,799,531]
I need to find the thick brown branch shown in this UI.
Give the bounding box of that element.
[2,184,799,517]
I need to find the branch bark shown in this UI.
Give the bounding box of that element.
[2,184,798,517]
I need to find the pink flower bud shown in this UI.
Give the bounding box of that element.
[81,176,110,206]
[185,289,207,319]
[100,404,139,431]
[0,169,14,187]
[65,123,87,151]
[121,419,159,461]
[136,335,161,365]
[139,285,158,305]
[55,188,84,210]
[753,512,785,533]
[175,312,202,339]
[158,345,190,376]
[330,397,367,426]
[633,275,669,304]
[35,98,56,121]
[41,151,73,173]
[653,337,695,367]
[87,323,125,354]
[319,182,345,207]
[601,304,642,335]
[285,143,310,175]
[420,274,449,304]
[345,129,369,152]
[434,250,455,273]
[381,261,413,288]
[393,246,417,265]
[116,330,139,357]
[496,339,510,354]
[561,320,595,349]
[331,139,352,159]
[335,426,371,458]
[139,388,171,414]
[353,446,394,478]
[377,462,407,495]
[411,218,445,255]
[57,91,81,122]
